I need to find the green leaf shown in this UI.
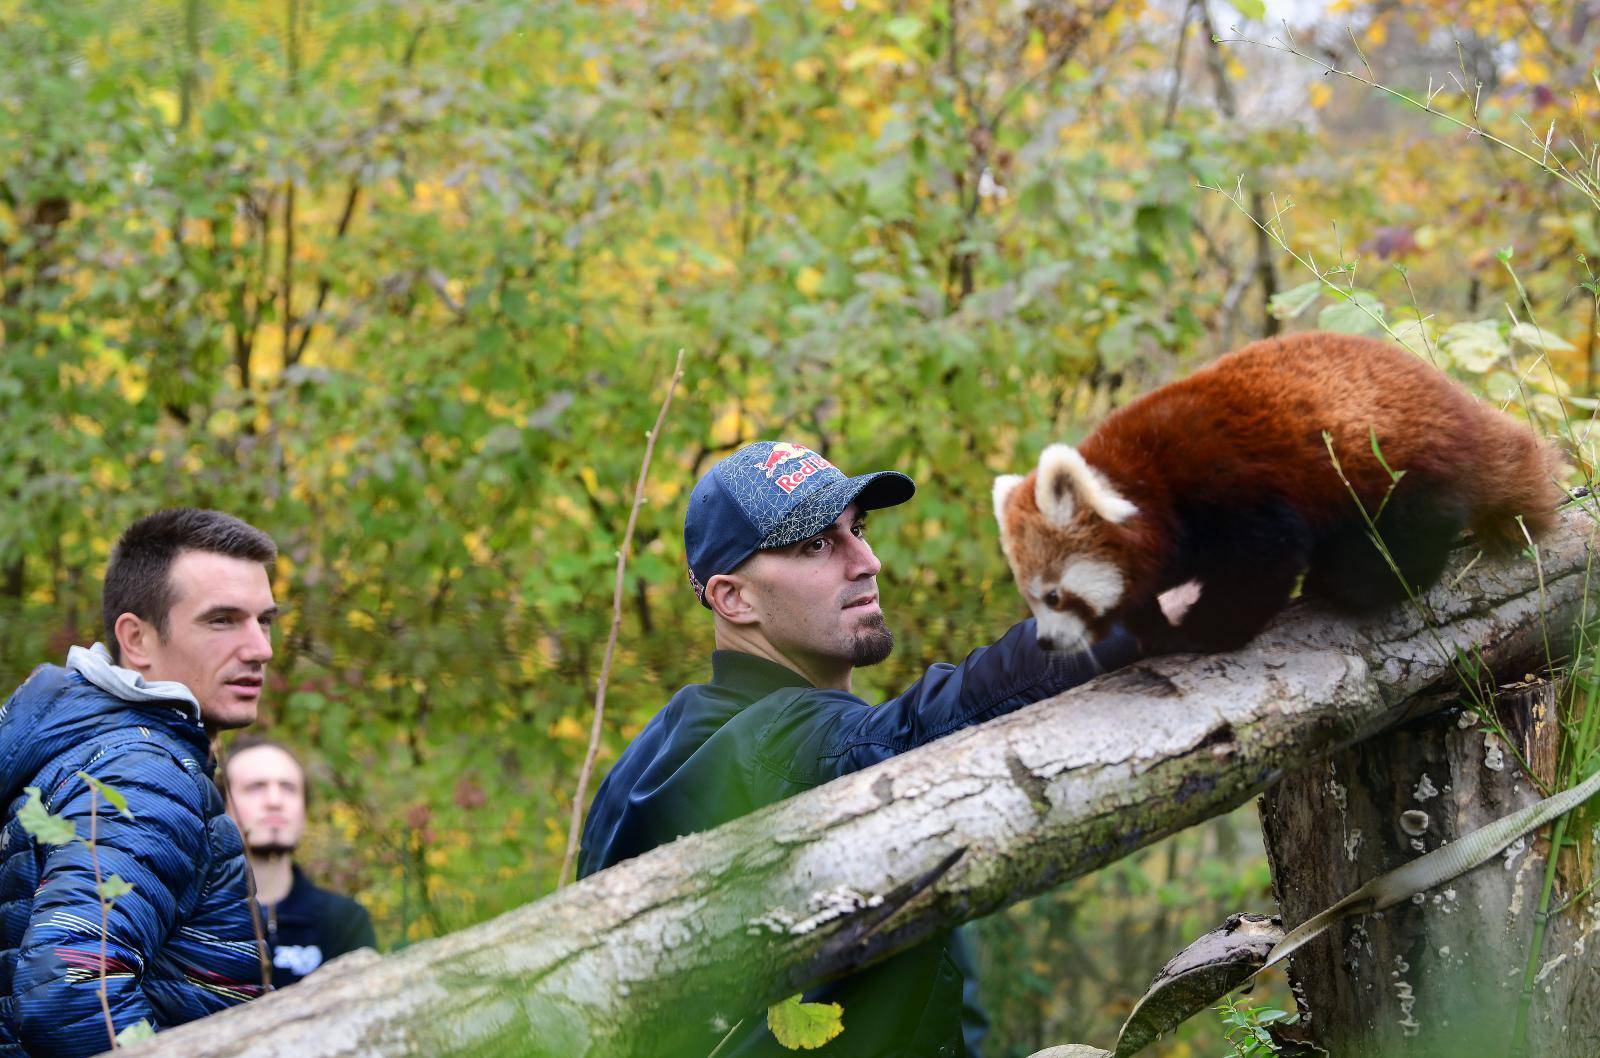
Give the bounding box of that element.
[1316,290,1385,335]
[1369,426,1405,485]
[17,787,76,845]
[1508,322,1577,354]
[767,994,844,1050]
[1267,279,1321,321]
[1232,0,1267,21]
[76,771,133,819]
[114,1019,156,1046]
[1388,318,1434,360]
[884,15,922,47]
[1096,316,1142,371]
[98,874,134,901]
[1439,321,1508,373]
[1485,370,1520,403]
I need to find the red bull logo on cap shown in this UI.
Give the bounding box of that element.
[761,443,835,494]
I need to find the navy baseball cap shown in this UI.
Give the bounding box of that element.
[684,440,915,606]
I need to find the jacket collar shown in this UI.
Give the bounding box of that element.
[67,642,201,720]
[708,650,815,701]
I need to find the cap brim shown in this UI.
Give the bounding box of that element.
[757,470,916,550]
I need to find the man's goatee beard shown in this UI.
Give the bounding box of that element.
[249,843,296,858]
[850,614,894,667]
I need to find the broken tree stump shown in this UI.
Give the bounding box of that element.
[1260,672,1600,1057]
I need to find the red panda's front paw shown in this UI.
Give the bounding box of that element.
[1129,582,1220,655]
[1157,580,1203,627]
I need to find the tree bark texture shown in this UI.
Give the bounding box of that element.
[126,508,1597,1058]
[1261,675,1600,1057]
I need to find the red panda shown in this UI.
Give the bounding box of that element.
[992,332,1569,654]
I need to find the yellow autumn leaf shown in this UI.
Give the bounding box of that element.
[462,530,491,563]
[1366,17,1388,46]
[709,401,744,445]
[1308,81,1333,109]
[1517,57,1550,84]
[843,46,894,71]
[767,995,844,1049]
[146,88,180,126]
[795,267,824,296]
[548,714,587,741]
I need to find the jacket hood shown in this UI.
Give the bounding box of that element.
[0,643,205,809]
[66,643,200,715]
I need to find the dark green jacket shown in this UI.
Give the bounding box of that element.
[579,619,1138,1057]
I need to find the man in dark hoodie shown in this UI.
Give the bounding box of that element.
[221,735,377,987]
[0,508,277,1056]
[579,442,1141,1058]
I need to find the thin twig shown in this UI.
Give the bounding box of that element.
[706,1018,744,1058]
[1161,0,1198,128]
[559,349,688,887]
[286,19,427,367]
[1214,31,1599,208]
[89,788,115,1051]
[214,735,274,990]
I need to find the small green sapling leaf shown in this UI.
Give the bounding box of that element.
[114,1019,156,1046]
[97,874,134,901]
[18,788,76,845]
[76,772,133,819]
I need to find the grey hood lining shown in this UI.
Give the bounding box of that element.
[66,643,201,720]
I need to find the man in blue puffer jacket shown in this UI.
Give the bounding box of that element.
[0,508,278,1056]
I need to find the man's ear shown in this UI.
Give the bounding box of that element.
[114,612,158,671]
[705,574,759,625]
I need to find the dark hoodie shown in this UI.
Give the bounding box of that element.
[0,649,265,1057]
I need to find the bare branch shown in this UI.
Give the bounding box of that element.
[558,349,689,888]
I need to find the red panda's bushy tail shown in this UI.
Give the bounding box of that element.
[1464,408,1569,551]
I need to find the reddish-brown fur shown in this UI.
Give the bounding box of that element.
[998,332,1568,652]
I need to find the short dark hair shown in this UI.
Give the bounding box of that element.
[220,734,309,806]
[103,508,277,663]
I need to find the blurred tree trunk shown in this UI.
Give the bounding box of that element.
[1261,675,1600,1057]
[0,194,70,602]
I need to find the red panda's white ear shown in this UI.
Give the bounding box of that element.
[992,474,1023,525]
[1035,445,1079,526]
[993,474,1023,559]
[1035,444,1138,526]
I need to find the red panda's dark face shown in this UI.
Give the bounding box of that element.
[994,445,1142,652]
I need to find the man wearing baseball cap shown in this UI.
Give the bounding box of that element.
[578,441,1139,1057]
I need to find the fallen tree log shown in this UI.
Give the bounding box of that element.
[131,507,1598,1058]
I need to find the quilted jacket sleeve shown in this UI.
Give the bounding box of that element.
[752,620,1141,788]
[14,743,209,1057]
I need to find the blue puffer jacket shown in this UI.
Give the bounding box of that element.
[0,648,265,1057]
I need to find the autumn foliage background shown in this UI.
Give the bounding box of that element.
[1,0,1597,1053]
